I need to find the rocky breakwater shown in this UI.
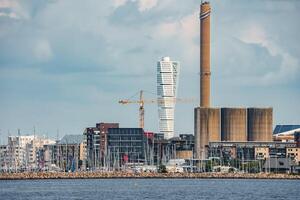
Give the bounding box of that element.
[0,172,299,180]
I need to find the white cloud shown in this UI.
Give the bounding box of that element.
[137,0,158,12]
[0,12,18,19]
[113,0,158,11]
[0,0,20,19]
[0,0,29,19]
[238,24,300,85]
[113,0,128,8]
[153,11,199,70]
[155,11,198,38]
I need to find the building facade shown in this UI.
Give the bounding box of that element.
[0,145,8,171]
[55,135,86,172]
[83,122,119,169]
[2,135,55,171]
[157,56,180,139]
[205,141,299,173]
[107,128,145,168]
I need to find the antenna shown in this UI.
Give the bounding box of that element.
[34,126,36,138]
[56,129,59,141]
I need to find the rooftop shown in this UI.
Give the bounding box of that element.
[273,125,300,135]
[58,135,85,145]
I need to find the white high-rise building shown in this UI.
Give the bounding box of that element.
[3,135,55,171]
[157,57,180,139]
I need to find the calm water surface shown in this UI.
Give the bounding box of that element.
[0,179,299,200]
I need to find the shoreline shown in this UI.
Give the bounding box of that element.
[0,172,300,180]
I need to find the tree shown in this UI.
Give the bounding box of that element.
[158,164,167,173]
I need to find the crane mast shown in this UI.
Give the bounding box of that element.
[139,90,145,129]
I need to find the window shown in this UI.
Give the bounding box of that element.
[279,161,284,166]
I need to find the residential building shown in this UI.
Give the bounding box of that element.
[107,128,145,168]
[169,134,194,159]
[83,122,119,169]
[286,147,300,165]
[2,135,55,171]
[7,135,35,170]
[255,147,269,160]
[0,145,8,171]
[56,135,86,172]
[157,56,180,139]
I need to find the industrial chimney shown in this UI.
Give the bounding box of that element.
[200,2,211,107]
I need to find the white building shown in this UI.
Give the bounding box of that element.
[6,135,35,171]
[157,57,180,139]
[3,135,55,171]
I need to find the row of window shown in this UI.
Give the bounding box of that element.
[110,147,142,153]
[287,148,299,152]
[109,142,142,146]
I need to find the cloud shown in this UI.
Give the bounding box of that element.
[113,0,128,8]
[237,24,300,85]
[152,11,199,71]
[0,0,19,19]
[0,0,299,139]
[112,0,158,12]
[137,0,158,12]
[0,0,30,19]
[0,12,18,19]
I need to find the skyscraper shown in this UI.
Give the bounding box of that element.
[157,57,180,139]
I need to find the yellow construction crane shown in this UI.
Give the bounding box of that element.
[118,90,196,129]
[119,90,146,129]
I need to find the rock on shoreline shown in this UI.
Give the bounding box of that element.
[0,172,299,180]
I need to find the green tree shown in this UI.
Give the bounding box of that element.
[158,164,167,173]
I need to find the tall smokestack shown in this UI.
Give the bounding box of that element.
[200,2,211,107]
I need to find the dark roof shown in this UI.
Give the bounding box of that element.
[58,135,84,145]
[273,125,300,135]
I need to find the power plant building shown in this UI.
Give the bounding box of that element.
[221,108,247,142]
[157,57,180,139]
[247,108,273,142]
[194,2,273,159]
[195,2,215,159]
[194,107,220,159]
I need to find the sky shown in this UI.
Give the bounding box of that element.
[0,0,299,143]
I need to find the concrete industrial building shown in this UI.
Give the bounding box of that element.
[157,56,180,139]
[194,2,273,160]
[221,108,247,142]
[194,107,220,159]
[247,108,273,142]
